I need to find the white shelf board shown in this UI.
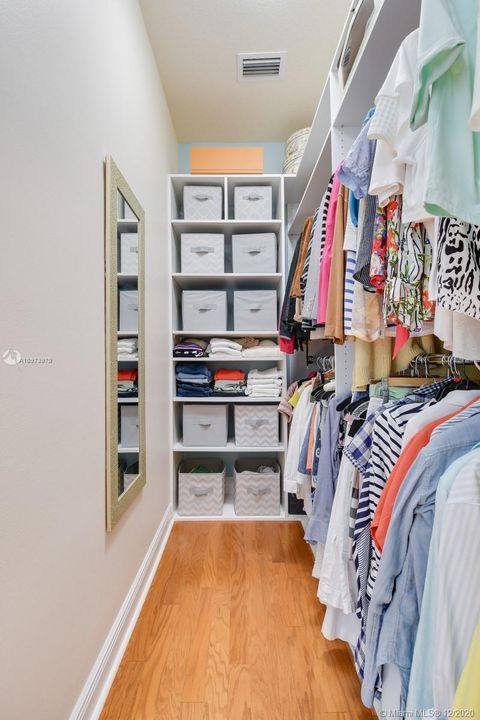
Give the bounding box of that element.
[118,331,138,338]
[172,273,282,289]
[117,397,138,404]
[173,440,285,453]
[173,330,279,338]
[172,219,282,234]
[333,0,421,127]
[118,356,138,361]
[117,219,138,232]
[288,130,332,237]
[174,396,281,403]
[172,356,282,363]
[118,445,139,453]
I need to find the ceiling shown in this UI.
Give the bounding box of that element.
[140,0,352,142]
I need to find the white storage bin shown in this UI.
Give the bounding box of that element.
[119,289,139,332]
[234,460,280,516]
[178,458,225,516]
[234,290,277,331]
[183,185,223,220]
[182,290,227,332]
[183,404,228,447]
[232,233,277,274]
[120,233,138,274]
[181,234,224,274]
[234,404,279,447]
[120,405,139,448]
[234,186,273,220]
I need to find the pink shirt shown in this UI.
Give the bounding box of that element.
[317,168,342,323]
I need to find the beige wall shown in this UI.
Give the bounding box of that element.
[0,1,176,718]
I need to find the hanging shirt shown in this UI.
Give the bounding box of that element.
[368,30,432,224]
[436,217,480,321]
[452,622,480,717]
[317,169,342,323]
[411,0,480,225]
[406,446,480,715]
[372,395,480,553]
[362,412,480,709]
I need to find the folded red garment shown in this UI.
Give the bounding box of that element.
[214,368,246,381]
[118,369,138,381]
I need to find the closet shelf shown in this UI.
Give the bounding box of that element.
[118,444,139,453]
[171,219,282,234]
[118,356,138,362]
[173,441,285,453]
[172,330,279,338]
[118,331,138,338]
[172,356,282,363]
[117,273,138,283]
[117,397,138,404]
[172,273,282,289]
[117,219,138,232]
[173,396,282,404]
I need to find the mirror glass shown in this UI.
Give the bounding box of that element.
[106,158,145,530]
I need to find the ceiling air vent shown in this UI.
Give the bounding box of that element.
[237,52,287,82]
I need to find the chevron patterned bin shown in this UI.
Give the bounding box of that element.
[234,404,279,447]
[234,460,280,516]
[177,458,225,516]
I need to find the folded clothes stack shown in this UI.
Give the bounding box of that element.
[118,369,138,396]
[213,368,246,396]
[241,339,281,359]
[176,362,212,397]
[207,338,242,358]
[118,338,138,358]
[245,367,283,397]
[173,338,208,358]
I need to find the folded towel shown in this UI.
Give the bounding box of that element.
[248,367,282,379]
[246,377,282,385]
[236,337,260,349]
[245,387,281,397]
[208,345,242,356]
[209,338,243,351]
[242,340,281,358]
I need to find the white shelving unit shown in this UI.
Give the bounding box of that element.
[168,173,290,520]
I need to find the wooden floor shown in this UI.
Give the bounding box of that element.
[100,521,376,720]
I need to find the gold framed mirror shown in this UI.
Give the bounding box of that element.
[105,156,146,531]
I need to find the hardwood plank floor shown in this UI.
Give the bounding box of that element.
[100,522,376,720]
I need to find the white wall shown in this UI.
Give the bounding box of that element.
[0,2,177,718]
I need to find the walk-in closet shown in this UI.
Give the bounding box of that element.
[3,0,480,719]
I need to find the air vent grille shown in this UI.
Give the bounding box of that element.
[237,52,286,82]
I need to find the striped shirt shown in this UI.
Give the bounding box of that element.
[343,378,451,679]
[344,250,356,335]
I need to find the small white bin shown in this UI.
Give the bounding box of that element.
[183,404,228,447]
[120,233,138,274]
[120,405,139,448]
[184,185,223,220]
[182,290,227,332]
[234,186,273,220]
[234,460,280,516]
[232,233,277,274]
[234,405,279,447]
[178,458,225,516]
[181,234,224,274]
[234,290,277,331]
[119,289,139,332]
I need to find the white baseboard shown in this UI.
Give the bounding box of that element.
[69,504,174,720]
